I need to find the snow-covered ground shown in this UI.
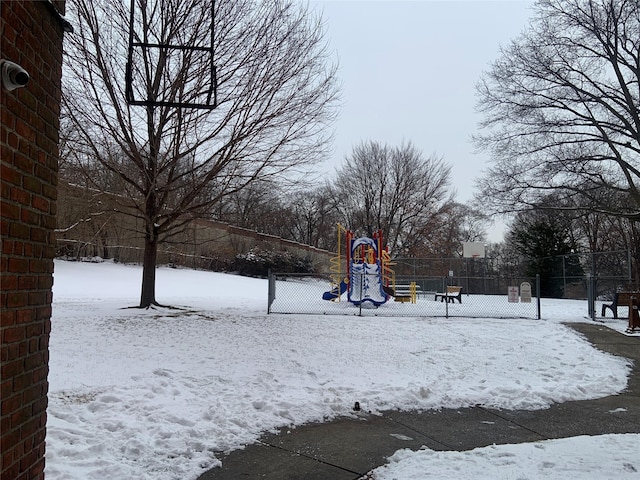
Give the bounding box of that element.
[46,259,639,480]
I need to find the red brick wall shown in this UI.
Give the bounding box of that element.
[1,1,66,479]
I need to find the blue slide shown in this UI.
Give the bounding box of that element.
[347,261,388,306]
[322,279,348,300]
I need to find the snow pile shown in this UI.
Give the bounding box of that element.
[45,260,636,480]
[371,435,640,479]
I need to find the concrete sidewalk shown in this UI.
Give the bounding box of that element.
[197,323,640,480]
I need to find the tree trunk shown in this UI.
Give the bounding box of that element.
[140,226,158,308]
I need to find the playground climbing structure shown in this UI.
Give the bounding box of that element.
[323,225,394,306]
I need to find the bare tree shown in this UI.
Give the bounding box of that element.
[475,0,640,221]
[330,140,454,256]
[211,180,287,232]
[408,203,487,257]
[62,0,339,307]
[280,186,339,250]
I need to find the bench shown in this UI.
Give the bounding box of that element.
[601,291,640,318]
[435,286,462,303]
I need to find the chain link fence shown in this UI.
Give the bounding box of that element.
[391,250,635,298]
[56,238,235,271]
[533,250,634,300]
[387,251,637,321]
[535,250,637,320]
[58,237,636,320]
[268,273,541,319]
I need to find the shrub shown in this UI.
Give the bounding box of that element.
[231,247,315,277]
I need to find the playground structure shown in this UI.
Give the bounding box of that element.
[269,230,541,318]
[322,225,398,306]
[268,232,542,318]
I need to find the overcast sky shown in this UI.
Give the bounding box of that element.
[309,0,535,242]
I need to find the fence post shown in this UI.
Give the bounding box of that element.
[586,273,596,321]
[445,276,449,318]
[536,274,541,319]
[267,269,275,314]
[358,271,364,316]
[591,273,597,321]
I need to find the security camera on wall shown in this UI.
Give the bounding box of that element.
[1,60,30,91]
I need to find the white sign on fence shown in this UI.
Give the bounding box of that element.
[508,286,519,303]
[520,282,532,303]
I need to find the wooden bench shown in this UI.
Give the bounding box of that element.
[601,291,640,318]
[435,286,462,303]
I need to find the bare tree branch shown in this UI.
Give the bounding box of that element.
[475,0,640,221]
[331,140,455,256]
[62,0,339,306]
